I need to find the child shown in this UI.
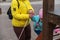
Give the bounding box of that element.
[31,8,43,35]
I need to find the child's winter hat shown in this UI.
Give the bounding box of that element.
[39,8,43,18]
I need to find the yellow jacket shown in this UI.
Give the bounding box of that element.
[11,0,34,27]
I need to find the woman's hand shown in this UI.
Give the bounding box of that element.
[28,9,34,18]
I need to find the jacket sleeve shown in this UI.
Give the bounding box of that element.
[11,0,29,20]
[31,15,40,22]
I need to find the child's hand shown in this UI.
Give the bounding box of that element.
[36,23,39,26]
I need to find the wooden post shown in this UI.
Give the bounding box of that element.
[48,0,54,11]
[43,0,50,40]
[43,0,54,40]
[48,0,54,40]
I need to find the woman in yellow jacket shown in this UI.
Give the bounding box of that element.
[11,0,34,40]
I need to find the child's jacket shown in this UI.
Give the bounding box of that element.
[11,0,34,27]
[31,15,42,31]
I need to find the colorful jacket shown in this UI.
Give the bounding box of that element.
[11,0,34,27]
[31,15,42,31]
